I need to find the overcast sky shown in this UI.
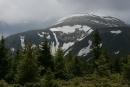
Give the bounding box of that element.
[0,0,130,36]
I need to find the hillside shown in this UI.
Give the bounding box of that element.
[5,14,130,57]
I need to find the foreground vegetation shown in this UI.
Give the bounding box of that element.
[0,31,130,87]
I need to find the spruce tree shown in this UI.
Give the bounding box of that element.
[111,57,123,74]
[6,49,22,83]
[15,43,39,85]
[92,30,102,60]
[95,49,111,76]
[92,30,102,73]
[0,35,8,79]
[65,52,74,74]
[54,48,65,79]
[38,37,53,75]
[72,56,83,76]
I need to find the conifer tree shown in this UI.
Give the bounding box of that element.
[6,49,22,83]
[0,35,8,79]
[111,57,123,74]
[92,30,102,60]
[54,48,65,79]
[92,30,102,73]
[65,52,74,74]
[38,37,53,75]
[71,56,83,76]
[95,49,111,76]
[15,43,39,85]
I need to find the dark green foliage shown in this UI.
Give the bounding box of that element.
[65,52,74,74]
[40,70,59,87]
[54,48,64,70]
[6,49,22,83]
[54,48,66,79]
[0,35,9,79]
[123,55,130,80]
[92,30,102,60]
[38,38,54,75]
[15,43,39,85]
[64,52,87,78]
[110,57,123,74]
[71,56,84,76]
[1,30,130,86]
[95,50,111,76]
[91,30,102,73]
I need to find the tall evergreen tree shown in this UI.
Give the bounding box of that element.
[92,30,102,60]
[65,52,87,77]
[38,37,54,75]
[0,35,8,79]
[92,30,102,73]
[111,57,123,74]
[15,43,39,85]
[54,48,65,79]
[6,49,22,83]
[65,52,74,74]
[71,56,84,76]
[95,49,111,76]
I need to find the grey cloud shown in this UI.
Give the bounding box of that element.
[59,0,130,22]
[0,0,69,23]
[0,0,130,36]
[0,0,130,23]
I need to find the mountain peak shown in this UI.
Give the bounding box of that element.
[54,14,126,28]
[56,14,100,24]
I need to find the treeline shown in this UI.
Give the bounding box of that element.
[0,31,130,87]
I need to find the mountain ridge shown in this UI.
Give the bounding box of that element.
[5,14,130,57]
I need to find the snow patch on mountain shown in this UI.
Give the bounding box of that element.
[62,42,74,50]
[56,14,91,24]
[110,30,122,34]
[77,29,93,41]
[38,32,51,39]
[100,43,103,48]
[90,19,119,27]
[51,31,59,55]
[42,32,45,35]
[114,51,120,55]
[81,26,92,32]
[64,49,72,56]
[78,40,92,56]
[11,48,15,52]
[31,44,36,48]
[77,36,86,41]
[88,29,94,34]
[47,35,51,39]
[38,33,44,37]
[103,17,121,22]
[20,36,25,48]
[50,25,91,34]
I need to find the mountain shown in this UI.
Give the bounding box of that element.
[5,14,130,57]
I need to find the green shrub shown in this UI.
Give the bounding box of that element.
[0,80,9,87]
